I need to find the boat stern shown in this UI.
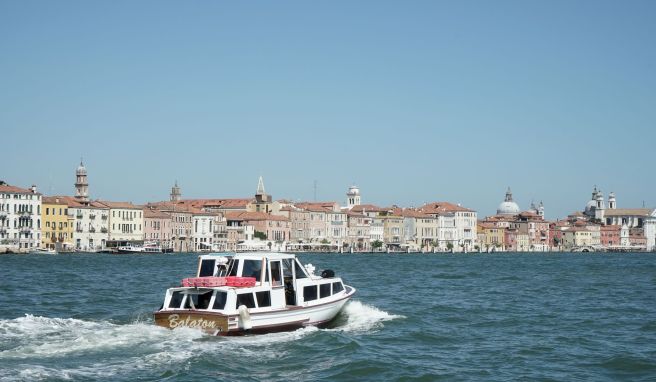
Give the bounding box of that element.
[153,311,230,335]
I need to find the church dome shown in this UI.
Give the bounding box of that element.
[497,201,520,215]
[584,200,596,215]
[496,187,520,216]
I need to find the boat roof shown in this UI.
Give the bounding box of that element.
[199,252,298,261]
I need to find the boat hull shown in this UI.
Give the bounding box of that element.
[153,287,354,336]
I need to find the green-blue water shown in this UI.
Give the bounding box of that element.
[1,253,655,381]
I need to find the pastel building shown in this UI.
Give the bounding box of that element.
[99,201,144,244]
[421,202,477,251]
[41,196,74,250]
[0,183,42,250]
[143,208,172,249]
[63,198,109,251]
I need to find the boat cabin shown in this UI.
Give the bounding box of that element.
[162,253,347,315]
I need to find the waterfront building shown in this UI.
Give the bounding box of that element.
[63,198,109,251]
[143,208,172,250]
[146,202,193,252]
[98,201,144,245]
[346,212,372,251]
[600,225,621,248]
[581,187,656,251]
[400,209,436,251]
[41,196,74,250]
[191,209,217,252]
[561,224,601,249]
[478,222,505,251]
[225,211,290,243]
[381,213,405,249]
[0,183,42,250]
[421,202,477,251]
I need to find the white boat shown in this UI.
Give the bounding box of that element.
[30,248,58,255]
[117,242,164,254]
[153,252,356,335]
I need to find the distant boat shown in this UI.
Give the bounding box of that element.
[30,248,58,255]
[116,242,164,254]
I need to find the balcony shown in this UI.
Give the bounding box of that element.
[20,226,32,233]
[101,215,108,220]
[89,227,96,233]
[100,227,108,233]
[89,213,96,219]
[76,227,83,233]
[20,210,31,217]
[0,211,7,218]
[76,212,83,218]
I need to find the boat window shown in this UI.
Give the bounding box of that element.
[304,285,317,302]
[199,259,215,277]
[320,283,331,298]
[212,291,227,310]
[256,291,271,308]
[294,260,308,279]
[270,261,283,286]
[228,259,239,277]
[332,282,344,294]
[184,292,212,310]
[236,293,256,309]
[282,259,294,278]
[242,260,263,281]
[169,291,184,308]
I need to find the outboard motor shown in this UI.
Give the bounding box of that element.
[321,269,335,278]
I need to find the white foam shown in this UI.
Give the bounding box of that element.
[0,303,403,380]
[331,300,404,333]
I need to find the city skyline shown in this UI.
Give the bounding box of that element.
[1,159,651,221]
[2,1,655,218]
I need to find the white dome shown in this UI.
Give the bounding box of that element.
[584,200,596,215]
[497,201,520,215]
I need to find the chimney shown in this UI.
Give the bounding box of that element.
[30,184,37,193]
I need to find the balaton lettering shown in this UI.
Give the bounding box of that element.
[168,314,218,330]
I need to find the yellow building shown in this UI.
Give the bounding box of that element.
[41,196,74,250]
[478,222,505,251]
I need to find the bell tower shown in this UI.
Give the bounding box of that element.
[170,181,181,202]
[74,159,89,203]
[346,185,361,210]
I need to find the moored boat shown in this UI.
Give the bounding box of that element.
[153,252,355,335]
[117,242,164,254]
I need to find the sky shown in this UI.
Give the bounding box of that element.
[1,0,655,219]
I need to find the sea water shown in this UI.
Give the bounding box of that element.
[1,252,655,381]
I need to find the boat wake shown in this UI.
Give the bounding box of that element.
[328,300,405,333]
[0,303,402,380]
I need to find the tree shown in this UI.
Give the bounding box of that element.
[371,240,383,250]
[254,231,267,240]
[446,243,454,251]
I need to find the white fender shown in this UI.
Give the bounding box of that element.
[238,305,252,330]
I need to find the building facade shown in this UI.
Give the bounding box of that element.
[41,196,74,250]
[0,183,42,250]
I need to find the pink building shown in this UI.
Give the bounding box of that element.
[143,208,173,250]
[600,225,621,247]
[504,229,518,251]
[226,211,291,242]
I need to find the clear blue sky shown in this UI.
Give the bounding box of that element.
[1,1,655,219]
